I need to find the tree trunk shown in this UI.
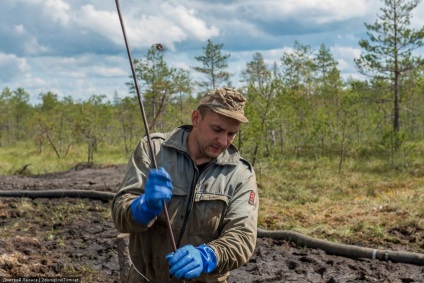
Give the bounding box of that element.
[393,72,400,132]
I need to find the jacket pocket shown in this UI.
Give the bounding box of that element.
[186,193,229,239]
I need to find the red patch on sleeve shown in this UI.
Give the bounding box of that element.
[248,191,256,205]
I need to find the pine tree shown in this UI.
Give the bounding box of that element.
[193,39,232,93]
[354,0,424,133]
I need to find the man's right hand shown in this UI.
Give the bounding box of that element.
[144,167,173,210]
[130,167,173,225]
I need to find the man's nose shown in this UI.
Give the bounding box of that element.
[217,133,228,147]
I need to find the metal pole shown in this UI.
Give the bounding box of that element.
[114,0,177,253]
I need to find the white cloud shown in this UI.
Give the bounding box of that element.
[76,5,123,45]
[0,53,30,82]
[24,37,50,55]
[22,0,70,25]
[10,24,50,56]
[330,46,362,73]
[242,0,371,24]
[331,46,361,60]
[14,25,26,34]
[161,3,219,41]
[58,71,86,79]
[76,4,185,50]
[411,3,424,29]
[74,3,219,51]
[90,66,127,77]
[337,59,350,71]
[21,75,48,89]
[44,0,70,25]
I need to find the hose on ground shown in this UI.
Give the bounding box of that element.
[1,190,423,265]
[0,190,114,201]
[257,228,424,265]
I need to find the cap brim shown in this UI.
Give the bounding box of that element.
[213,108,249,123]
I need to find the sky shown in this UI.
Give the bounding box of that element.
[1,0,424,105]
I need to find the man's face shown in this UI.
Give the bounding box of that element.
[191,108,241,160]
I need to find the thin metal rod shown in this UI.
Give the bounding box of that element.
[115,0,177,253]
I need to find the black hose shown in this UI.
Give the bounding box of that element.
[1,190,423,265]
[0,190,114,201]
[257,228,424,265]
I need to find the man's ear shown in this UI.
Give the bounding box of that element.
[192,110,200,127]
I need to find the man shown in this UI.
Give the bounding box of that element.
[112,87,259,282]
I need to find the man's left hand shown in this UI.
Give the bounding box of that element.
[165,244,217,279]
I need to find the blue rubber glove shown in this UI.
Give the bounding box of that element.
[144,167,173,210]
[165,244,217,279]
[130,167,173,225]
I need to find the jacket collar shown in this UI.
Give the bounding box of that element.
[163,126,240,166]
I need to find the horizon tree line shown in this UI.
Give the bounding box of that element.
[1,0,423,169]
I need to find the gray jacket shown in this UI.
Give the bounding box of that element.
[112,126,259,282]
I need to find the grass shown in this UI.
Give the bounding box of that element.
[0,142,129,175]
[1,141,423,253]
[256,155,424,252]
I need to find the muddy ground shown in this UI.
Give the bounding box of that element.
[0,165,423,282]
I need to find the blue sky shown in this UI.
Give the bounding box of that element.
[1,0,424,104]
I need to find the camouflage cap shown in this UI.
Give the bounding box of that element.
[198,87,248,123]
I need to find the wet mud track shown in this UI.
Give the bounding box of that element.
[1,165,423,282]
